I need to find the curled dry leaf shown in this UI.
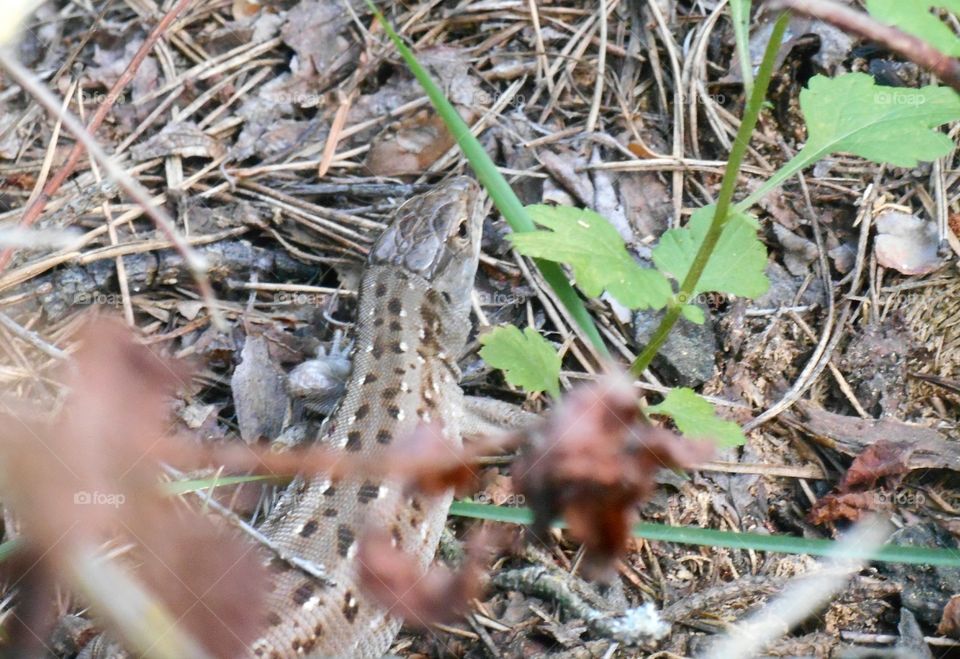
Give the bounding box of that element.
[512,371,711,568]
[874,210,942,275]
[808,440,914,524]
[938,594,960,638]
[0,318,268,656]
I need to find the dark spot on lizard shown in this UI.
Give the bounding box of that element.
[394,367,405,376]
[425,289,443,307]
[299,520,318,537]
[314,623,324,637]
[337,525,355,557]
[363,373,377,384]
[375,282,387,296]
[323,485,336,497]
[266,612,282,626]
[381,387,399,401]
[390,341,405,354]
[266,557,287,573]
[357,482,380,503]
[389,319,402,331]
[391,525,403,545]
[373,317,384,327]
[299,637,317,653]
[387,298,402,315]
[371,337,383,359]
[323,507,338,517]
[292,581,314,606]
[376,428,391,444]
[410,498,422,512]
[345,430,362,451]
[387,405,401,419]
[416,348,430,362]
[343,591,359,623]
[355,403,370,419]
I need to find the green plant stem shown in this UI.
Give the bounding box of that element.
[735,145,821,211]
[367,2,610,358]
[450,501,960,567]
[731,0,755,98]
[630,11,791,377]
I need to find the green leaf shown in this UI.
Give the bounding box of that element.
[680,304,705,324]
[647,387,746,447]
[479,325,561,397]
[653,205,769,299]
[867,0,960,56]
[800,73,960,168]
[509,205,672,310]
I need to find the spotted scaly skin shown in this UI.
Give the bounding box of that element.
[251,177,483,658]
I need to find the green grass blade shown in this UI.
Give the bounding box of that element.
[450,501,960,567]
[0,537,21,562]
[163,474,277,496]
[367,2,609,358]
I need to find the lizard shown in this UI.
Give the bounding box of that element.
[250,176,484,658]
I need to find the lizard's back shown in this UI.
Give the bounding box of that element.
[251,177,483,658]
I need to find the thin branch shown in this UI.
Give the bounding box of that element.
[770,0,960,94]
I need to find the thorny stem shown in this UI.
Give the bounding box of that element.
[630,11,792,377]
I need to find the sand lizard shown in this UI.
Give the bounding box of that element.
[250,177,483,658]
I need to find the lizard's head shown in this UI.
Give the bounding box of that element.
[369,176,483,316]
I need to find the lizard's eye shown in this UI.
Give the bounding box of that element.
[456,220,469,239]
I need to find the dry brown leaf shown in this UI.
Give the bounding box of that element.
[0,318,269,655]
[808,440,913,524]
[938,594,960,638]
[232,332,289,443]
[512,371,711,569]
[357,529,492,628]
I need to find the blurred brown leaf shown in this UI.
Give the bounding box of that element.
[0,318,268,656]
[357,529,492,628]
[512,372,711,569]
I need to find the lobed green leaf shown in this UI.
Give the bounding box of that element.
[510,205,672,310]
[647,387,746,447]
[479,325,561,398]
